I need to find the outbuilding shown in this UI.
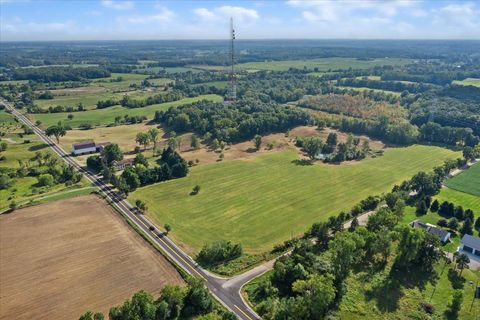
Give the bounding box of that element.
[460,234,480,258]
[410,220,451,243]
[72,141,97,155]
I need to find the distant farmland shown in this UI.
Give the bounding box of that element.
[131,145,459,254]
[192,57,413,72]
[29,94,223,128]
[0,195,183,319]
[452,78,480,87]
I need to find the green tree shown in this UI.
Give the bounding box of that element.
[253,134,262,151]
[191,135,200,150]
[291,274,336,318]
[157,285,187,320]
[182,278,214,317]
[416,200,428,215]
[430,199,439,212]
[102,144,123,166]
[122,167,140,192]
[303,136,323,160]
[38,173,55,187]
[136,132,150,150]
[45,124,66,143]
[446,290,463,319]
[448,218,459,230]
[135,199,147,213]
[348,217,359,232]
[460,218,473,236]
[148,128,159,149]
[456,253,470,275]
[134,153,149,167]
[0,174,13,190]
[164,224,171,234]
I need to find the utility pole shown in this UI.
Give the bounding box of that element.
[226,17,236,102]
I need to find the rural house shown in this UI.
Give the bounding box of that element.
[72,141,97,155]
[114,158,135,171]
[410,220,451,243]
[460,234,480,259]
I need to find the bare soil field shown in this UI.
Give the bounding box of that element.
[0,195,183,320]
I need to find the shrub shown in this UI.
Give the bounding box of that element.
[37,173,55,187]
[196,240,242,267]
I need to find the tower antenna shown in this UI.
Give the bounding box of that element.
[227,17,236,102]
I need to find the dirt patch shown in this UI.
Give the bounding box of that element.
[0,195,183,320]
[177,126,386,166]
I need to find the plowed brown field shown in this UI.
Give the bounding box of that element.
[0,195,183,319]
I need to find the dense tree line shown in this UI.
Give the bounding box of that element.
[120,92,184,109]
[419,122,479,147]
[79,278,236,320]
[155,100,312,143]
[8,66,110,82]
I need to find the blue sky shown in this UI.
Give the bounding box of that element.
[1,0,479,41]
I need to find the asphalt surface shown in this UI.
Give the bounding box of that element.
[2,101,262,320]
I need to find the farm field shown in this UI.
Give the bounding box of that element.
[28,94,223,128]
[0,195,184,320]
[445,162,480,196]
[336,86,402,97]
[59,122,164,154]
[436,187,480,215]
[131,145,459,255]
[192,57,412,72]
[453,77,480,87]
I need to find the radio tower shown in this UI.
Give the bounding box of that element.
[227,17,236,102]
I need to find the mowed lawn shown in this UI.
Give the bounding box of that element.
[131,145,459,254]
[436,187,480,214]
[445,162,480,196]
[29,94,222,128]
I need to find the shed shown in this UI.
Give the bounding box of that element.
[72,141,96,155]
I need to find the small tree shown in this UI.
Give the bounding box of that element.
[253,134,262,151]
[430,199,439,212]
[136,132,150,150]
[67,113,74,120]
[303,136,323,160]
[190,135,200,150]
[148,128,159,149]
[446,290,463,318]
[45,124,66,143]
[164,224,171,234]
[416,200,428,215]
[192,185,201,195]
[460,218,473,236]
[135,199,147,213]
[38,173,55,187]
[456,253,470,275]
[448,218,459,230]
[348,217,359,232]
[9,201,17,211]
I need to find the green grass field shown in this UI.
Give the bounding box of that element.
[446,163,480,196]
[193,58,412,72]
[336,86,402,97]
[0,79,29,86]
[436,187,480,215]
[29,94,222,128]
[453,78,480,87]
[131,145,459,254]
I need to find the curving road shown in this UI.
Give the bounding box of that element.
[1,100,263,320]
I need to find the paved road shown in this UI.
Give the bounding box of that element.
[1,101,261,320]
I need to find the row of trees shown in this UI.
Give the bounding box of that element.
[79,278,236,320]
[337,77,434,93]
[10,66,110,82]
[155,100,312,144]
[196,240,243,267]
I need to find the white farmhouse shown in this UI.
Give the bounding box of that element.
[72,141,97,155]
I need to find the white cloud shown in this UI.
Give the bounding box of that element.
[101,0,134,10]
[433,3,480,28]
[194,5,259,24]
[85,10,103,16]
[124,7,175,24]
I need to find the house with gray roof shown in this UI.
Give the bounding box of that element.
[410,219,451,243]
[460,234,480,259]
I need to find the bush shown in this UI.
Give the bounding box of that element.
[37,173,55,187]
[196,240,242,267]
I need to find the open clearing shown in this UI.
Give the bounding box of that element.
[445,162,480,196]
[29,94,223,128]
[192,58,412,72]
[0,195,183,319]
[453,77,480,87]
[131,145,459,255]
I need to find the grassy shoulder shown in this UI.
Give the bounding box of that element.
[130,145,459,256]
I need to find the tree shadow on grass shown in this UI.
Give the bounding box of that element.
[291,159,313,166]
[447,269,465,290]
[28,143,48,152]
[365,263,439,313]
